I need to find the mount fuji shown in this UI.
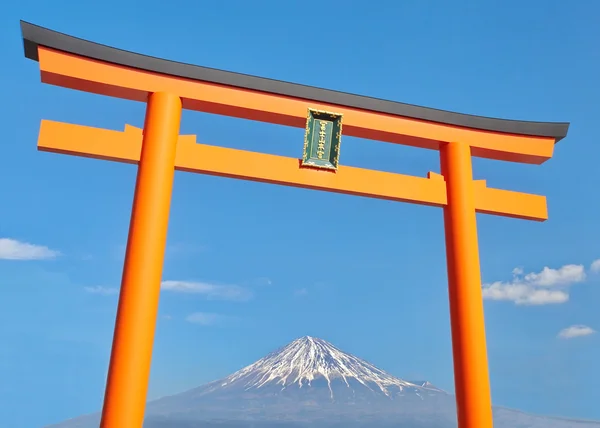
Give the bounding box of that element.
[48,336,600,428]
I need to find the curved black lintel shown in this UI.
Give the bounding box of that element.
[20,21,569,142]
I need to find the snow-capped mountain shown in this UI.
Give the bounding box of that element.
[203,336,445,398]
[47,336,600,428]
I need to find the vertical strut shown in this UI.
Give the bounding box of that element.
[441,141,494,428]
[100,92,182,428]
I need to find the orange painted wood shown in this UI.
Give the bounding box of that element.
[441,141,493,428]
[98,93,182,428]
[37,47,556,165]
[37,120,548,221]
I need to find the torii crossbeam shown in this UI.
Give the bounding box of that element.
[20,21,569,428]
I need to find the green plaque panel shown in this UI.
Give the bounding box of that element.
[301,108,343,171]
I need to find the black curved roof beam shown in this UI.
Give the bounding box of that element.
[20,21,569,164]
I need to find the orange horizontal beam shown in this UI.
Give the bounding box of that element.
[36,120,548,221]
[37,120,446,207]
[37,47,555,165]
[473,180,547,222]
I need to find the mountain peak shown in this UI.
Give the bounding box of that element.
[215,336,444,398]
[291,335,320,343]
[51,336,599,428]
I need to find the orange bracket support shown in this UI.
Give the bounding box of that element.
[37,120,548,221]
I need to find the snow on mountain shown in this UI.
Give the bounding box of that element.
[408,381,445,392]
[45,336,600,428]
[210,336,442,398]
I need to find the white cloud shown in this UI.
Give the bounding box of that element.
[84,286,119,296]
[522,264,586,286]
[590,259,600,273]
[512,267,524,276]
[0,238,60,260]
[186,312,227,326]
[482,264,585,305]
[558,325,596,339]
[161,280,252,301]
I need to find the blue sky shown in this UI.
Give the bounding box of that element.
[1,1,599,427]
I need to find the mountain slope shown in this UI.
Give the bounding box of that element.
[47,337,600,428]
[191,336,445,398]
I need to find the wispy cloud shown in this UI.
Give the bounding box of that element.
[0,238,60,260]
[114,242,204,261]
[251,277,273,287]
[84,280,253,300]
[161,280,252,301]
[84,286,119,296]
[590,259,600,274]
[558,325,596,339]
[512,267,524,276]
[294,288,308,297]
[166,243,206,258]
[185,312,229,326]
[482,264,586,305]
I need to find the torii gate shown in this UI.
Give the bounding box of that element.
[20,21,569,428]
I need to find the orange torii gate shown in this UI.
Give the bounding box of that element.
[21,21,569,428]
